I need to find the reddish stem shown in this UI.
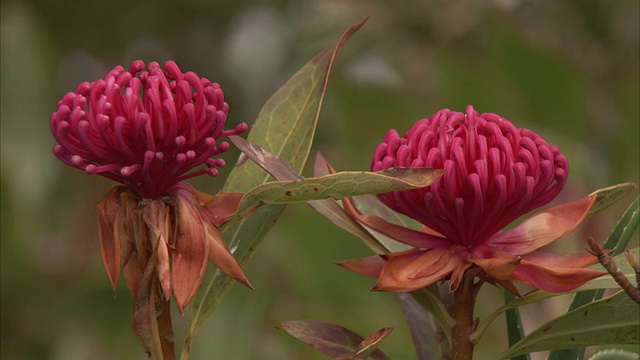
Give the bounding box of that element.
[157,294,176,360]
[450,274,481,360]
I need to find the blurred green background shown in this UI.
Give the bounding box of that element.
[1,1,638,359]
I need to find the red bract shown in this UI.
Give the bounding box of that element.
[339,106,605,295]
[51,60,248,199]
[96,183,250,313]
[51,61,251,313]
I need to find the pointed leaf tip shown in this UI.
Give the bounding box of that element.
[588,182,637,216]
[352,327,393,358]
[188,18,366,343]
[96,186,124,294]
[488,195,596,256]
[206,223,254,290]
[277,320,391,360]
[170,186,210,314]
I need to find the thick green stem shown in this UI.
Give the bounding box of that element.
[450,274,481,360]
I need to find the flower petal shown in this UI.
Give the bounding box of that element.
[373,246,463,292]
[96,186,123,293]
[521,251,599,269]
[337,255,388,278]
[201,191,245,224]
[142,200,173,300]
[342,196,449,249]
[205,222,253,289]
[117,190,142,296]
[468,245,521,281]
[487,195,596,255]
[511,260,606,293]
[123,254,143,296]
[170,186,209,314]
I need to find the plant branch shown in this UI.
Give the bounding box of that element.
[587,237,640,304]
[450,272,482,360]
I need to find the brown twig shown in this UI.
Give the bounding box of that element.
[587,237,640,304]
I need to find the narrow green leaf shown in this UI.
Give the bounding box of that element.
[182,19,367,355]
[224,18,368,189]
[276,320,392,360]
[232,134,391,254]
[503,290,530,360]
[223,166,442,230]
[587,183,637,217]
[604,195,640,257]
[497,291,640,360]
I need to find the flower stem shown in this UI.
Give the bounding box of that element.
[451,273,481,360]
[157,295,176,360]
[132,254,176,360]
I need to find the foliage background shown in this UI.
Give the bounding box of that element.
[1,1,638,359]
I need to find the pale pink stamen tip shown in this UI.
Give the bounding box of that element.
[121,166,135,177]
[71,155,84,166]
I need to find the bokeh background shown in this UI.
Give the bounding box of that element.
[2,1,638,359]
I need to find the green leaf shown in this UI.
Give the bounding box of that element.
[472,248,639,344]
[276,320,392,360]
[222,164,442,230]
[604,195,640,258]
[497,291,640,360]
[503,290,530,360]
[587,183,637,217]
[230,136,453,347]
[312,152,411,253]
[232,134,392,254]
[182,19,367,357]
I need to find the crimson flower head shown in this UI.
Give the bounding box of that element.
[340,106,605,295]
[51,60,251,312]
[52,60,247,199]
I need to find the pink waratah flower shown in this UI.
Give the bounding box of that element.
[338,106,605,295]
[51,60,251,312]
[52,60,247,198]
